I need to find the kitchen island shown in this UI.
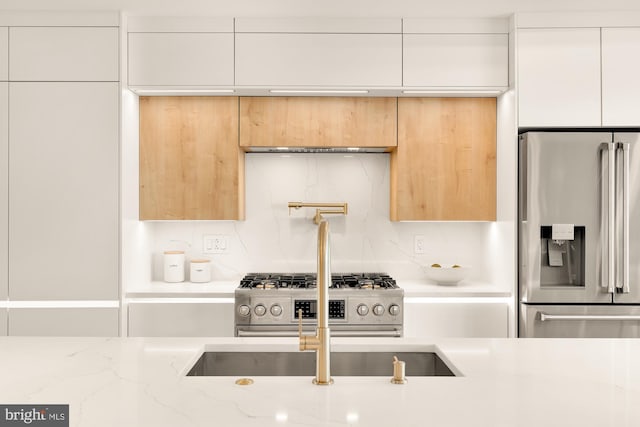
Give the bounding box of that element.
[0,337,638,426]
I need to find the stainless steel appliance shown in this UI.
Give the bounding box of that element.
[519,131,640,337]
[234,273,403,337]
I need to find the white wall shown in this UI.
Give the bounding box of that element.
[143,153,502,285]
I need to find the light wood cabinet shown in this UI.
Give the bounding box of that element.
[9,82,119,301]
[139,96,244,220]
[517,28,601,127]
[239,97,397,149]
[391,97,496,221]
[602,27,640,126]
[9,27,118,82]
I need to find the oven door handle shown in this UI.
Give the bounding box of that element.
[540,313,640,321]
[237,329,402,337]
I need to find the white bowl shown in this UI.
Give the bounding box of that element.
[423,264,470,285]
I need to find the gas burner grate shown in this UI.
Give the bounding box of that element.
[238,273,397,290]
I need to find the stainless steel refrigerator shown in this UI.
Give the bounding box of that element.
[519,131,640,337]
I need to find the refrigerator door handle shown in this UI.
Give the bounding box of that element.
[600,142,616,293]
[540,313,640,321]
[617,142,630,294]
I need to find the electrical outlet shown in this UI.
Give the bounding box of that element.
[414,235,425,254]
[203,235,229,254]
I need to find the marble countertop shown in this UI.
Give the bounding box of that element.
[126,279,510,299]
[0,336,638,427]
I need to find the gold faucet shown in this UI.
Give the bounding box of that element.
[294,212,339,385]
[288,202,348,225]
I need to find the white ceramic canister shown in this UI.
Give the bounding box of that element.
[190,259,211,283]
[163,251,185,283]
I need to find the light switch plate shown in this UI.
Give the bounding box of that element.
[203,235,229,254]
[414,235,425,254]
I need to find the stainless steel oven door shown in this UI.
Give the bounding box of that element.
[520,304,640,337]
[235,325,402,338]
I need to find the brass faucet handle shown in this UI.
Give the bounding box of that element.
[298,309,303,336]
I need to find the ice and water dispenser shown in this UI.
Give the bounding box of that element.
[539,224,585,287]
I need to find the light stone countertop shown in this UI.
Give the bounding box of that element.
[126,279,510,299]
[0,337,638,427]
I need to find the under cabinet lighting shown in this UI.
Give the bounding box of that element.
[402,90,502,95]
[133,89,235,94]
[269,89,369,94]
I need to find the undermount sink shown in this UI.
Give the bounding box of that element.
[186,351,456,377]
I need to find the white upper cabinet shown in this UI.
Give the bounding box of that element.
[128,33,234,86]
[518,28,601,127]
[402,18,508,88]
[0,28,7,81]
[9,27,118,81]
[235,18,402,87]
[602,27,640,126]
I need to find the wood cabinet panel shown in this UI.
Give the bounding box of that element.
[392,98,496,221]
[139,96,244,220]
[239,97,397,148]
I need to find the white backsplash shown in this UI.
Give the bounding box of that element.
[148,153,500,283]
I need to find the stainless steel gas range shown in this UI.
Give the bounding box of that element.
[234,273,404,337]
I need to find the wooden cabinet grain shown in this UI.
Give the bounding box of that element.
[392,97,496,221]
[139,96,244,220]
[239,96,397,149]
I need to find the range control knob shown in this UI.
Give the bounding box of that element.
[254,304,267,317]
[238,304,251,317]
[373,304,385,316]
[356,304,369,316]
[270,304,283,316]
[389,304,400,316]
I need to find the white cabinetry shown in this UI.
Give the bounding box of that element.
[404,301,509,338]
[0,83,6,304]
[403,34,508,88]
[602,27,640,126]
[9,308,118,336]
[0,28,7,81]
[235,18,401,87]
[9,82,119,301]
[0,309,5,336]
[128,33,234,86]
[128,302,234,337]
[517,28,601,127]
[9,27,118,81]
